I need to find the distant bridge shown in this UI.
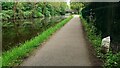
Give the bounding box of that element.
[65,9,78,13]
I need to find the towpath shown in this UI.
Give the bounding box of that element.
[21,15,102,66]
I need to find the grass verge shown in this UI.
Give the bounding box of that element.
[80,15,120,68]
[2,16,73,67]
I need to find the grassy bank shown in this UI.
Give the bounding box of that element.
[80,15,120,68]
[2,16,73,67]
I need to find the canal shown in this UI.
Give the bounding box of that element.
[2,16,67,51]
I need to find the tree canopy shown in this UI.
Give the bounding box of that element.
[1,2,68,20]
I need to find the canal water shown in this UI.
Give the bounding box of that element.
[2,16,67,51]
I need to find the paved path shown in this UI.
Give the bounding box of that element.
[21,15,99,66]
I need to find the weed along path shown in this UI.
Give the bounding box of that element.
[21,15,101,66]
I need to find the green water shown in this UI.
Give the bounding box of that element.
[2,16,66,51]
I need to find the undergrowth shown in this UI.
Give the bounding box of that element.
[80,15,120,68]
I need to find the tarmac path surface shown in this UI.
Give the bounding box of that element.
[21,15,101,66]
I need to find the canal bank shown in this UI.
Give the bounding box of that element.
[2,16,73,67]
[2,16,66,51]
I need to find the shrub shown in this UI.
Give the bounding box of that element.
[80,15,120,68]
[33,11,43,18]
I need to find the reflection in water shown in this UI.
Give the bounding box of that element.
[2,16,66,51]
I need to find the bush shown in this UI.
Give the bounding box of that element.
[80,15,120,68]
[1,10,14,20]
[105,52,120,67]
[23,11,32,18]
[33,11,43,18]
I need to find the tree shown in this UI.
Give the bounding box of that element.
[70,2,84,14]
